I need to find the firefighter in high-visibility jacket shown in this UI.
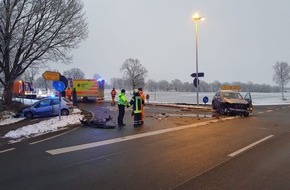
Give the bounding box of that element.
[138,88,146,124]
[130,89,144,127]
[117,89,129,127]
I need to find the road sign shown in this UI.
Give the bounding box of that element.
[42,71,60,81]
[60,75,68,89]
[53,81,65,92]
[191,72,204,78]
[69,80,74,88]
[203,96,209,104]
[193,78,200,88]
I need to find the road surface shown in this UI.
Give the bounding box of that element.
[0,103,289,190]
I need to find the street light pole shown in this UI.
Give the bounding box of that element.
[193,13,205,106]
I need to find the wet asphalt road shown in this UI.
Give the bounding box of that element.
[0,103,290,190]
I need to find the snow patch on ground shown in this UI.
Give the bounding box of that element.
[4,114,83,139]
[1,108,83,140]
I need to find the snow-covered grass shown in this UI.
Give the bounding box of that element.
[4,109,83,139]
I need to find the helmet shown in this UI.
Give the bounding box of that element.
[134,89,138,93]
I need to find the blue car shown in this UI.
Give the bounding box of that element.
[20,97,73,119]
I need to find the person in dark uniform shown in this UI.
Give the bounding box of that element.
[72,88,77,106]
[130,89,144,127]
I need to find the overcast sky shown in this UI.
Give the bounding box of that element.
[50,0,290,86]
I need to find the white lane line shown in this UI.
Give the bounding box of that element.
[257,112,264,114]
[29,127,80,145]
[0,148,15,154]
[266,110,273,112]
[46,117,235,155]
[228,135,274,157]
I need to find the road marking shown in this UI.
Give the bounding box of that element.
[228,135,274,157]
[257,112,264,114]
[46,117,236,155]
[0,148,15,154]
[29,127,80,145]
[68,152,122,167]
[266,110,273,112]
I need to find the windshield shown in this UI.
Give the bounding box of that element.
[222,92,243,100]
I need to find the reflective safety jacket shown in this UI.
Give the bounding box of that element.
[130,94,144,114]
[118,93,128,106]
[111,89,117,97]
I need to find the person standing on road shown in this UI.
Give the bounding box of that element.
[117,89,129,127]
[66,87,72,100]
[146,94,150,104]
[110,88,117,106]
[138,88,146,124]
[72,88,77,106]
[130,89,144,127]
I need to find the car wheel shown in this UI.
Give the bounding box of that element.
[25,112,33,119]
[219,105,226,115]
[244,112,249,117]
[61,109,69,116]
[212,101,216,110]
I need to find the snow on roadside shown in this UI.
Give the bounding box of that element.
[0,111,25,126]
[4,113,83,139]
[2,108,84,139]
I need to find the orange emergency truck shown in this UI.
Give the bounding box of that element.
[13,80,36,99]
[70,79,105,102]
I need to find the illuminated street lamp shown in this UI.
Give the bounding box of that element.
[192,13,205,105]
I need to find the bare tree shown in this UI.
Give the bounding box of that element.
[145,79,157,92]
[120,58,148,90]
[0,0,88,107]
[63,68,85,79]
[158,80,170,91]
[110,77,124,90]
[171,79,183,92]
[23,67,40,83]
[34,76,51,90]
[273,61,290,100]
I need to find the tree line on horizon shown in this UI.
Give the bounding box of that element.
[109,78,283,93]
[18,60,289,94]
